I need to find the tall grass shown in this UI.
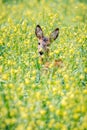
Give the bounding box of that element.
[0,0,87,129]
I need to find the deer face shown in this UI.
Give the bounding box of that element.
[35,25,59,56]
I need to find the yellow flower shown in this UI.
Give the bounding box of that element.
[49,63,53,68]
[21,112,28,119]
[10,109,17,116]
[64,74,69,81]
[83,89,87,94]
[48,119,55,128]
[8,83,14,89]
[0,39,3,45]
[16,125,24,130]
[49,104,55,112]
[40,109,46,115]
[61,98,67,107]
[1,107,7,116]
[36,92,41,99]
[0,66,3,73]
[25,78,30,85]
[26,126,32,130]
[84,68,87,73]
[73,114,79,120]
[56,109,63,116]
[2,73,9,80]
[81,106,86,113]
[79,74,84,80]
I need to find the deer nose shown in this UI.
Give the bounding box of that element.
[39,51,44,55]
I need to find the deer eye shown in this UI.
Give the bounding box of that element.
[43,37,48,42]
[38,42,40,45]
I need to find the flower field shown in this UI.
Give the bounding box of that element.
[0,0,87,129]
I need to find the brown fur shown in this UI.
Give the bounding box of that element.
[35,25,63,69]
[35,25,59,56]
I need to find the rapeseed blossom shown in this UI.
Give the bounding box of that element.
[0,0,87,130]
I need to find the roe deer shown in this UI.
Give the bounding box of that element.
[35,25,59,56]
[35,25,63,68]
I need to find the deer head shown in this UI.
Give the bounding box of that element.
[35,25,59,56]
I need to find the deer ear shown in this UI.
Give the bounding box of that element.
[35,25,44,39]
[49,28,59,42]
